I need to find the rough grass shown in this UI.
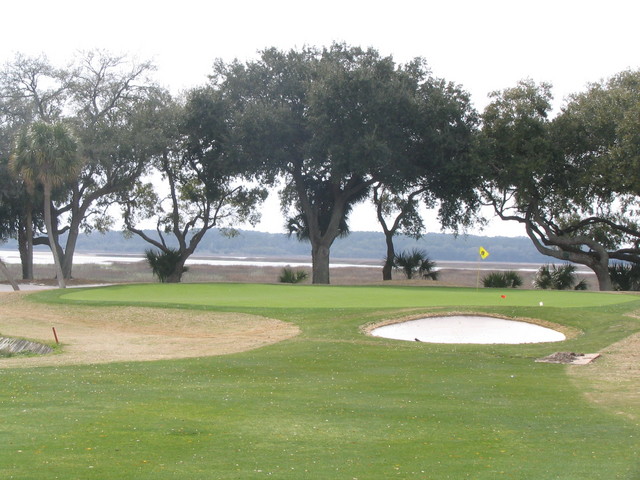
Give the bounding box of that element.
[1,266,639,479]
[568,308,640,421]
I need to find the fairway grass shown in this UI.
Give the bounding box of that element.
[2,284,640,479]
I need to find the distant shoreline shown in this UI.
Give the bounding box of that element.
[0,249,594,274]
[0,229,554,264]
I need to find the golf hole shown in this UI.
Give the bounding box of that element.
[370,315,566,344]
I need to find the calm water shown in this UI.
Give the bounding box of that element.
[0,249,592,273]
[0,250,368,268]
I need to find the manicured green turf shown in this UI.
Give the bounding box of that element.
[57,283,638,309]
[3,284,640,479]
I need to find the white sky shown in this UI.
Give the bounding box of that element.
[2,0,638,237]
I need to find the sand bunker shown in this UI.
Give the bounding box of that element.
[0,292,300,368]
[370,315,566,344]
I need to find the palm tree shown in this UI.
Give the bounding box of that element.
[10,122,83,288]
[145,248,190,283]
[608,262,640,291]
[393,249,439,280]
[533,263,588,290]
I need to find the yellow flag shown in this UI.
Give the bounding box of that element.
[479,247,490,260]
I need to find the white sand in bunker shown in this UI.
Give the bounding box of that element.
[370,315,566,344]
[0,292,300,368]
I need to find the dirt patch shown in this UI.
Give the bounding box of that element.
[0,292,300,368]
[535,352,600,365]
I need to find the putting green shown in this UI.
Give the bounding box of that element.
[59,283,638,309]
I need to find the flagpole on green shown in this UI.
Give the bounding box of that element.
[476,247,489,289]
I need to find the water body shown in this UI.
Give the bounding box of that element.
[0,250,592,273]
[0,250,369,268]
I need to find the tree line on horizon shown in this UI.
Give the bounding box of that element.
[0,45,638,289]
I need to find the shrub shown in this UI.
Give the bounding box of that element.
[609,262,640,291]
[393,249,439,280]
[145,248,188,283]
[573,279,589,291]
[482,271,523,288]
[533,263,587,290]
[279,266,309,284]
[533,264,554,290]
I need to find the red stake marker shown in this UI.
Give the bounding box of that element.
[52,327,59,344]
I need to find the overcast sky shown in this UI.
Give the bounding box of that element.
[2,0,638,236]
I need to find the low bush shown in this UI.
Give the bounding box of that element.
[279,266,309,284]
[609,262,640,291]
[482,271,523,288]
[393,249,439,280]
[145,248,189,283]
[534,263,588,290]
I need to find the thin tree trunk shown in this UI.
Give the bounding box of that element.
[61,225,80,280]
[25,209,33,280]
[382,232,395,281]
[373,184,427,282]
[0,259,20,291]
[18,234,29,280]
[18,223,33,280]
[43,186,66,289]
[18,208,34,280]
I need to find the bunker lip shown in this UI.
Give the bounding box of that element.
[366,313,572,345]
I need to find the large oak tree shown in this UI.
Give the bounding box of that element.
[480,72,640,290]
[213,44,479,283]
[121,88,267,283]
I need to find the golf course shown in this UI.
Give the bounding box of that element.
[1,283,640,479]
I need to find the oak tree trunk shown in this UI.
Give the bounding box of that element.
[165,257,188,283]
[311,243,331,285]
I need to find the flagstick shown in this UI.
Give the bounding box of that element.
[476,247,489,290]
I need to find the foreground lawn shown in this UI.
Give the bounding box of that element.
[2,284,639,479]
